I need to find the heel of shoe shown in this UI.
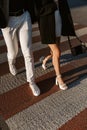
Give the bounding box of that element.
[42,63,47,70]
[55,74,61,85]
[59,84,68,90]
[56,75,68,90]
[55,77,58,85]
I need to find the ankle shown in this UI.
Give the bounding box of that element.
[56,74,65,84]
[29,82,40,96]
[43,59,47,65]
[29,81,36,85]
[56,74,61,78]
[55,75,68,90]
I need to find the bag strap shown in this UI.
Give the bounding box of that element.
[75,35,87,47]
[67,36,72,48]
[68,35,87,48]
[67,35,87,55]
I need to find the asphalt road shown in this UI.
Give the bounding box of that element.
[68,0,87,8]
[68,0,87,25]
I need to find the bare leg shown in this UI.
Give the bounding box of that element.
[43,54,52,65]
[48,37,67,90]
[42,54,52,70]
[42,50,53,70]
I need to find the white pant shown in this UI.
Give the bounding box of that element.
[1,11,35,83]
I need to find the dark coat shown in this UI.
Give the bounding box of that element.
[59,0,76,36]
[34,0,76,44]
[24,0,37,23]
[0,8,7,28]
[0,0,9,28]
[0,0,37,28]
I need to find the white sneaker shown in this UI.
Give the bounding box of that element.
[8,64,17,76]
[29,83,40,96]
[8,59,17,76]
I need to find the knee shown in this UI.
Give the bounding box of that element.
[7,51,17,60]
[23,50,33,60]
[52,49,61,58]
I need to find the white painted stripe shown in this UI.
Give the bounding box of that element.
[32,30,40,37]
[61,27,87,42]
[32,23,38,28]
[76,27,87,36]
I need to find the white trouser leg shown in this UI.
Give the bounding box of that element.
[18,11,35,83]
[1,27,18,60]
[1,26,18,75]
[18,11,40,96]
[2,11,40,96]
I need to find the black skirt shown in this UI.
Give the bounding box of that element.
[39,12,56,44]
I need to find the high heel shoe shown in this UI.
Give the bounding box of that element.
[55,75,68,90]
[39,56,47,70]
[42,63,47,70]
[8,59,17,76]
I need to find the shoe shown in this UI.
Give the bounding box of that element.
[8,63,17,76]
[39,56,45,62]
[42,63,47,70]
[39,56,47,70]
[55,75,68,90]
[29,83,40,96]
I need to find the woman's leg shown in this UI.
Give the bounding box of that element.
[48,43,61,76]
[43,54,52,64]
[42,54,52,70]
[48,38,68,90]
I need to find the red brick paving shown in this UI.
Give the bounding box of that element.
[58,109,87,130]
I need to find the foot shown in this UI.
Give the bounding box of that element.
[56,75,68,90]
[39,56,47,70]
[42,63,47,70]
[8,64,17,76]
[42,58,48,70]
[29,83,40,96]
